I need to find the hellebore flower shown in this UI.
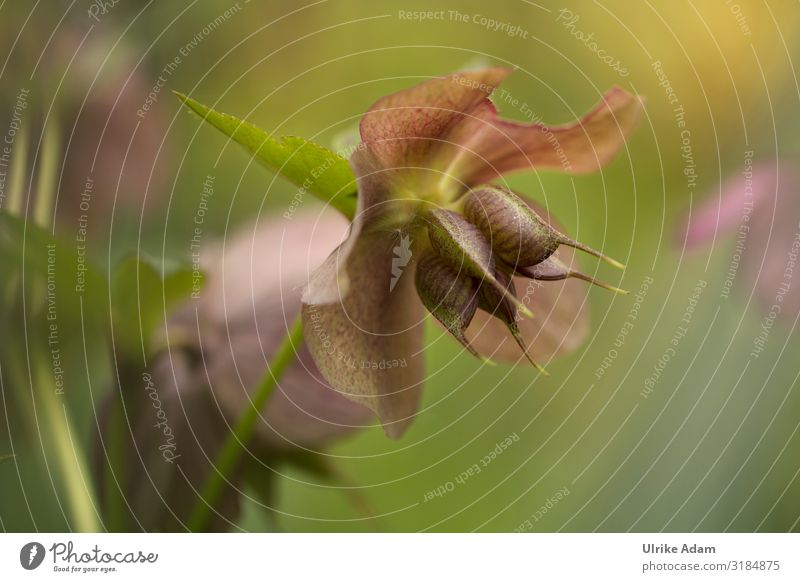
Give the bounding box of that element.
[302,67,644,438]
[680,159,800,321]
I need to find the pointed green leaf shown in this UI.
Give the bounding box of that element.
[175,92,357,219]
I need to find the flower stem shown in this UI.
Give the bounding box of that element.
[6,119,28,216]
[104,391,128,531]
[34,116,59,229]
[187,314,304,531]
[33,356,101,532]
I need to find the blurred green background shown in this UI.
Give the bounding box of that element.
[1,0,799,532]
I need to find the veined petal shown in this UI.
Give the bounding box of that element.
[301,232,425,438]
[195,210,375,450]
[443,86,644,185]
[301,147,426,438]
[359,67,512,170]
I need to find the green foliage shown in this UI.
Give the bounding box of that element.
[0,210,59,278]
[110,256,197,356]
[0,210,197,361]
[175,92,358,219]
[0,210,105,333]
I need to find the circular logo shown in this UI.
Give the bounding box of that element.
[19,542,45,570]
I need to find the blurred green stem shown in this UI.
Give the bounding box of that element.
[104,388,128,531]
[33,354,101,532]
[4,117,100,531]
[34,116,59,229]
[6,119,28,215]
[187,315,304,532]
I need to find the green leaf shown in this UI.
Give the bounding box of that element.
[0,210,106,328]
[174,92,358,220]
[0,453,14,464]
[0,210,58,278]
[110,256,199,356]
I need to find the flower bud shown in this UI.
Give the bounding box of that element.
[477,270,548,373]
[463,185,624,269]
[415,249,481,357]
[518,256,627,294]
[425,207,533,317]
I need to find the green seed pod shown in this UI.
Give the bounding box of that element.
[415,249,482,358]
[463,185,624,269]
[425,207,533,318]
[518,256,627,294]
[477,270,548,374]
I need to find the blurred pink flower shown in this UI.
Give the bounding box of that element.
[56,32,171,226]
[96,210,372,531]
[188,209,375,449]
[680,159,800,321]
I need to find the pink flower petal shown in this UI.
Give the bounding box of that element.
[443,86,644,185]
[359,68,643,198]
[301,147,427,438]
